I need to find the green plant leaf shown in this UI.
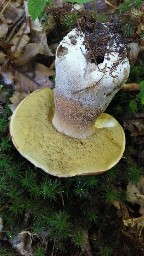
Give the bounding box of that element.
[128,100,137,112]
[28,0,47,20]
[137,81,144,104]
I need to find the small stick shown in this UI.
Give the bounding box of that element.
[0,0,11,15]
[122,83,140,91]
[5,15,25,42]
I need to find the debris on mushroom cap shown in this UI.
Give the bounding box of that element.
[52,25,130,138]
[10,88,125,177]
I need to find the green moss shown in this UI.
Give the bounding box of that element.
[49,211,71,240]
[100,246,112,256]
[127,164,142,184]
[103,186,119,204]
[71,229,84,247]
[128,65,144,83]
[0,117,7,133]
[62,13,78,31]
[123,23,134,37]
[34,245,46,256]
[40,178,63,200]
[137,81,144,105]
[118,0,143,14]
[0,247,15,256]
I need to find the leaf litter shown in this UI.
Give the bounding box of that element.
[0,0,55,111]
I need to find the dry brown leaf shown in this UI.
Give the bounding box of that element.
[127,176,144,215]
[0,23,8,39]
[0,88,10,103]
[32,30,53,56]
[0,1,24,25]
[9,91,28,111]
[85,0,118,14]
[0,105,4,114]
[1,69,14,85]
[113,200,130,220]
[123,216,144,236]
[123,118,144,136]
[13,62,54,93]
[53,0,64,7]
[31,18,43,32]
[14,43,41,66]
[10,23,30,58]
[128,43,141,64]
[113,200,121,210]
[0,51,7,64]
[33,63,55,85]
[10,231,33,256]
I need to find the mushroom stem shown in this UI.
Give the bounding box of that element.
[52,27,130,138]
[53,90,98,138]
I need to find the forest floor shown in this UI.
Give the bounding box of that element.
[0,1,144,256]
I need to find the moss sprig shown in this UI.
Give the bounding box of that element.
[103,185,119,204]
[0,117,7,133]
[35,245,46,256]
[49,211,71,240]
[40,178,63,200]
[127,163,142,184]
[62,13,78,31]
[71,229,84,247]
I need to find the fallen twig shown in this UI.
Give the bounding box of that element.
[0,0,11,15]
[122,83,140,91]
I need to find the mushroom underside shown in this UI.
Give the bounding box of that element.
[10,88,125,177]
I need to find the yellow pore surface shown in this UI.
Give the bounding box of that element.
[10,88,125,177]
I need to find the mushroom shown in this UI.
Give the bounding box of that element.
[10,24,130,177]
